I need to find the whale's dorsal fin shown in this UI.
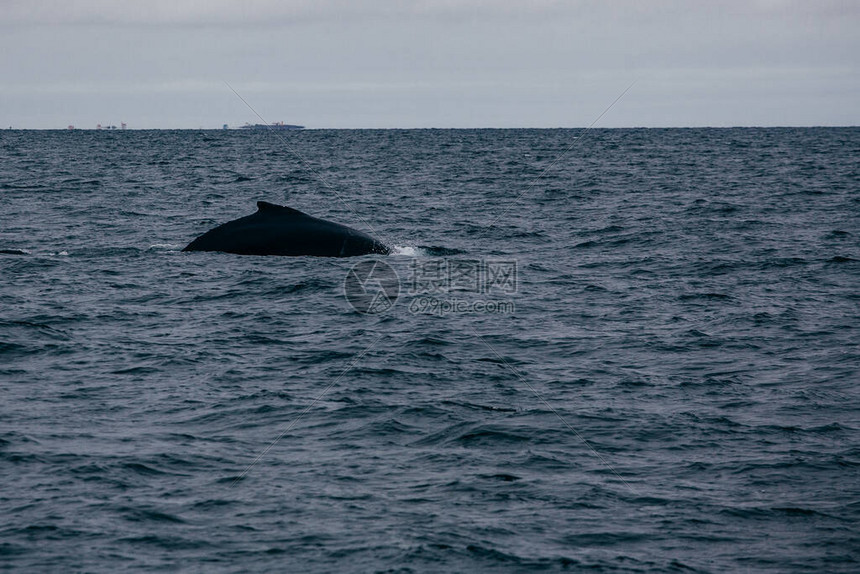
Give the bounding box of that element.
[256,201,307,217]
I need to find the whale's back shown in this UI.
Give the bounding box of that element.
[183,202,389,257]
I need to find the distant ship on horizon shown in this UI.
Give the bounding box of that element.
[239,121,304,130]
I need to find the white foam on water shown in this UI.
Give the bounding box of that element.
[390,245,419,257]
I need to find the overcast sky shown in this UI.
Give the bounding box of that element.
[1,0,857,128]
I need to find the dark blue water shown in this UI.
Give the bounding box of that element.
[1,128,858,572]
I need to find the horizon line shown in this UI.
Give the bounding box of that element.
[3,125,859,131]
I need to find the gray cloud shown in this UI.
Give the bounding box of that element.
[4,0,857,25]
[2,1,857,128]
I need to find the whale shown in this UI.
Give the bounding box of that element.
[183,201,390,257]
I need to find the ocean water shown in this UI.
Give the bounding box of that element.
[1,127,858,572]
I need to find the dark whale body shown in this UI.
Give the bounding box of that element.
[183,201,390,257]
